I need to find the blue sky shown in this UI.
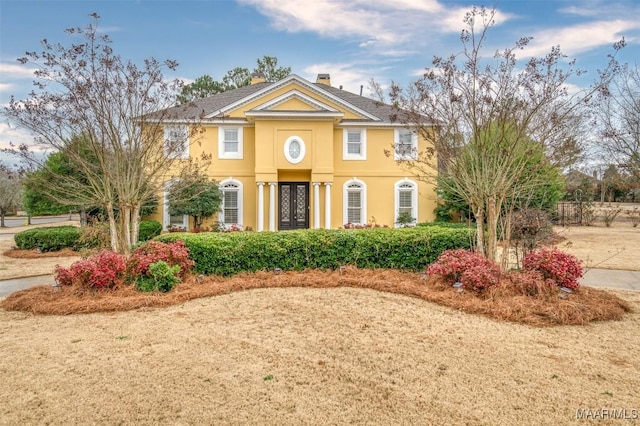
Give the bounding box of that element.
[1,0,639,161]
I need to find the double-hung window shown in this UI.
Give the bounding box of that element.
[164,125,189,159]
[218,127,243,159]
[394,129,417,160]
[343,129,366,160]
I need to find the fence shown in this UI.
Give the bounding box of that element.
[556,202,584,226]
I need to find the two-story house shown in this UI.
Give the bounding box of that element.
[151,73,437,231]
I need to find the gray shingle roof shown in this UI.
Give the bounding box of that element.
[153,76,420,125]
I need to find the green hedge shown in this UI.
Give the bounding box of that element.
[156,226,475,276]
[14,226,81,252]
[139,220,162,242]
[417,222,475,229]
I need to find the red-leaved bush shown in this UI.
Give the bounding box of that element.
[129,240,194,278]
[427,249,502,291]
[55,251,127,289]
[522,247,583,289]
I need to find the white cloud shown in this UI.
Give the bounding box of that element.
[0,62,38,78]
[302,62,384,95]
[521,19,637,58]
[238,0,508,49]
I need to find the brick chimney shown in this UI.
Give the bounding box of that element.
[251,72,266,85]
[316,73,331,87]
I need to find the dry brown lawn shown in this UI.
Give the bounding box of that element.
[0,222,639,425]
[0,221,81,280]
[553,222,640,271]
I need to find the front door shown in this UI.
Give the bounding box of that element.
[278,182,309,230]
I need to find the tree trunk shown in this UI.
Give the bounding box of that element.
[486,196,498,263]
[0,212,5,228]
[500,209,513,271]
[119,205,132,254]
[80,208,87,226]
[130,204,140,246]
[474,206,485,256]
[106,203,119,252]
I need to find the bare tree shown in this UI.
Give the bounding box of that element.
[0,164,23,227]
[2,14,206,253]
[388,6,624,262]
[599,65,640,182]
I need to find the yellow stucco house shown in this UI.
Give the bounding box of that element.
[151,73,437,231]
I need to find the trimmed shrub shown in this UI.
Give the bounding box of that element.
[129,240,193,279]
[156,226,475,276]
[522,248,583,289]
[138,220,162,242]
[417,222,474,229]
[14,226,81,252]
[426,249,502,291]
[135,261,181,293]
[54,251,127,289]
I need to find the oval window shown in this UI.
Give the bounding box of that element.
[284,136,305,164]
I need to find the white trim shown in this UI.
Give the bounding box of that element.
[343,178,367,225]
[205,74,380,121]
[219,178,243,227]
[284,135,306,164]
[257,182,265,232]
[324,182,332,229]
[313,182,321,229]
[343,128,367,160]
[218,126,243,160]
[245,111,343,120]
[394,178,418,227]
[163,180,188,231]
[251,89,341,112]
[268,182,277,231]
[394,129,418,160]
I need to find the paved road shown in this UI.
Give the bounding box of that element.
[0,275,56,298]
[1,215,79,228]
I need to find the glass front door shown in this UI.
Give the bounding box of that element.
[278,182,309,230]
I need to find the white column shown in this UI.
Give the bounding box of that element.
[257,182,265,232]
[269,182,277,231]
[324,182,332,229]
[313,182,321,229]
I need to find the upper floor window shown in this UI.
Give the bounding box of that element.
[284,135,306,164]
[164,125,189,159]
[343,129,366,160]
[218,127,243,159]
[394,129,417,160]
[343,178,367,225]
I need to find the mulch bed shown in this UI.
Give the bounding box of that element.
[0,267,632,327]
[3,248,80,259]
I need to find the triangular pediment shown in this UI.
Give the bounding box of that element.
[251,90,340,113]
[204,74,380,121]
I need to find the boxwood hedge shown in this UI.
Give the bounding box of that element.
[14,226,81,252]
[156,226,475,276]
[138,220,162,242]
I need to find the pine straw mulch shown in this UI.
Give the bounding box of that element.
[0,267,633,327]
[3,248,79,259]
